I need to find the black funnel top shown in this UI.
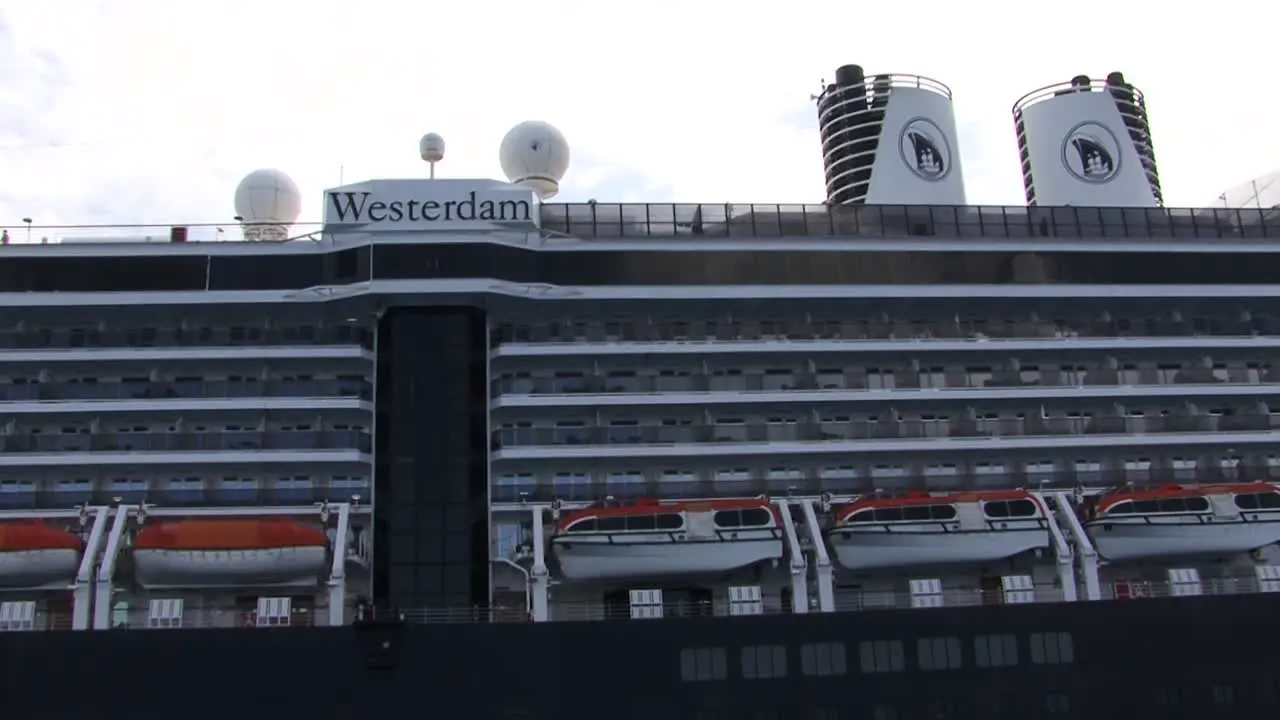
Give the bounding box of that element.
[835,64,865,86]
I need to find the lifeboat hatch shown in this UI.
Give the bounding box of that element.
[0,521,83,590]
[132,518,329,589]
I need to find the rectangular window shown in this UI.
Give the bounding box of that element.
[740,644,787,679]
[799,642,847,677]
[916,636,963,670]
[974,634,1019,668]
[1029,632,1074,664]
[679,647,727,682]
[1044,693,1070,715]
[858,640,905,674]
[1212,683,1236,706]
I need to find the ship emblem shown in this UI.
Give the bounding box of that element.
[1061,121,1122,183]
[898,117,951,182]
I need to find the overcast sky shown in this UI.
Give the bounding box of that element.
[1,0,1276,239]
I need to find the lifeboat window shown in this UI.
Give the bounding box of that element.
[984,499,1039,519]
[846,509,875,523]
[625,514,657,531]
[929,504,958,520]
[873,508,904,522]
[596,517,626,532]
[902,506,932,521]
[714,508,773,528]
[1235,492,1280,510]
[658,513,683,530]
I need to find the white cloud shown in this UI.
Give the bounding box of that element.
[1,0,1277,240]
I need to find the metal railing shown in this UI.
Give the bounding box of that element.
[0,379,373,403]
[492,373,1270,397]
[5,203,1279,243]
[0,430,372,454]
[535,203,1279,240]
[0,327,371,351]
[0,484,368,510]
[490,467,1278,503]
[493,414,1278,450]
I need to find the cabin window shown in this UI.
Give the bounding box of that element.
[974,634,1018,667]
[858,640,905,673]
[916,637,962,671]
[1235,492,1280,511]
[740,645,787,679]
[679,647,727,682]
[1029,632,1074,664]
[799,642,847,677]
[983,499,1039,519]
[714,508,773,529]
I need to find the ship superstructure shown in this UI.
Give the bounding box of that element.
[3,70,1280,637]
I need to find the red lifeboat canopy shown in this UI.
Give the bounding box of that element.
[0,521,83,551]
[134,518,328,551]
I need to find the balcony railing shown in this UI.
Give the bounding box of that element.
[0,327,371,351]
[493,373,1265,397]
[0,430,372,454]
[0,484,368,510]
[490,467,1279,503]
[493,414,1278,451]
[0,379,373,403]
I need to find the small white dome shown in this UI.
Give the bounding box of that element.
[233,169,302,225]
[499,121,570,199]
[420,133,445,163]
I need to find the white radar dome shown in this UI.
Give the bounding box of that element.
[233,169,302,225]
[420,132,445,163]
[499,120,570,200]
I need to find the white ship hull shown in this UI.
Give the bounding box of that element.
[0,549,80,588]
[829,528,1050,571]
[1087,518,1280,562]
[552,531,783,581]
[133,546,328,589]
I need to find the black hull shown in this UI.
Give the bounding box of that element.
[4,593,1279,718]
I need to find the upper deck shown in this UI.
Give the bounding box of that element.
[1,203,1278,299]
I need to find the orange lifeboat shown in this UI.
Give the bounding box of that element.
[0,521,83,589]
[132,518,329,589]
[551,498,784,580]
[1086,482,1280,562]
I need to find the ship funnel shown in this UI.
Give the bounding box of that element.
[815,64,967,206]
[1013,72,1163,207]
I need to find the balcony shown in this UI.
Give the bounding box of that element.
[0,431,372,455]
[1,379,373,403]
[490,467,1279,502]
[0,483,368,510]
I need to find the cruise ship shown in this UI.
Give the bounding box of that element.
[3,65,1280,718]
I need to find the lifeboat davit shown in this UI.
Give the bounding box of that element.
[550,498,784,581]
[0,521,83,589]
[827,490,1051,571]
[132,518,329,589]
[1085,482,1280,562]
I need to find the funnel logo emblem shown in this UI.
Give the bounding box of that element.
[1062,121,1122,183]
[898,117,951,182]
